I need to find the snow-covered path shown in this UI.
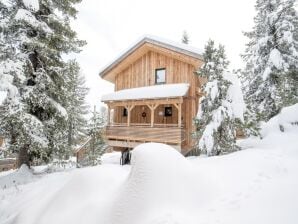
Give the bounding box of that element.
[190,132,298,224]
[0,131,297,224]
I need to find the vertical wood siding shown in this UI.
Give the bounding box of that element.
[113,51,203,152]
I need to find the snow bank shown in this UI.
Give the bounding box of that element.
[261,103,298,137]
[1,144,212,224]
[102,83,190,102]
[1,139,298,224]
[101,152,121,164]
[0,165,36,189]
[109,143,212,224]
[1,165,128,224]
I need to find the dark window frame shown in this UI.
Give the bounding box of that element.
[164,106,172,117]
[155,68,166,85]
[123,108,128,117]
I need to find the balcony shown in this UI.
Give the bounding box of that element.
[104,124,184,150]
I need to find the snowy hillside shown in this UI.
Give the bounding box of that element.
[0,105,298,224]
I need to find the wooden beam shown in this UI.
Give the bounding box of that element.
[107,105,110,125]
[125,105,135,127]
[107,97,183,108]
[173,103,179,110]
[178,103,182,128]
[147,103,159,127]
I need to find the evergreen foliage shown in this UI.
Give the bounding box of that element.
[195,40,243,156]
[0,0,85,166]
[64,60,89,149]
[82,107,107,166]
[242,0,298,122]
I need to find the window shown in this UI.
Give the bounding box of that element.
[155,68,166,84]
[164,107,172,117]
[123,108,128,117]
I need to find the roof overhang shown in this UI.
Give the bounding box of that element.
[101,83,190,102]
[99,35,203,83]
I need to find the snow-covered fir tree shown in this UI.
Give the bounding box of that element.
[64,60,89,150]
[242,0,298,122]
[0,0,85,166]
[181,30,189,44]
[83,106,107,166]
[195,40,245,156]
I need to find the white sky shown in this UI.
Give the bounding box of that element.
[71,0,256,110]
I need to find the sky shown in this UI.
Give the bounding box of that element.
[70,0,257,110]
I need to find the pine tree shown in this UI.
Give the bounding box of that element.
[84,106,107,166]
[65,60,89,150]
[242,0,298,122]
[0,0,85,167]
[181,30,189,44]
[195,40,244,156]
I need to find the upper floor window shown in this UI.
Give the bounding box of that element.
[155,68,166,84]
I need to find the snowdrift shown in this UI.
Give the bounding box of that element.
[109,143,212,224]
[8,164,127,224]
[0,164,35,189]
[1,109,298,224]
[261,103,298,137]
[4,143,212,224]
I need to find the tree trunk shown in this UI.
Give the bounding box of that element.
[17,144,30,168]
[68,121,73,147]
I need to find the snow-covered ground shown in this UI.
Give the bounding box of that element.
[0,105,297,224]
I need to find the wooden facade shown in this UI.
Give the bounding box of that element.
[100,36,204,154]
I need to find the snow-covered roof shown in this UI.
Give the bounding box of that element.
[101,83,190,102]
[99,35,203,80]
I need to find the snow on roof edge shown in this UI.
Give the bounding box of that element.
[101,83,190,102]
[99,35,203,79]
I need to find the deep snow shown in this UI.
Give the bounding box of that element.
[0,106,297,224]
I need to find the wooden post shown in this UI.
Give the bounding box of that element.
[148,104,158,127]
[107,105,110,125]
[126,105,135,127]
[174,103,182,128]
[126,105,130,127]
[178,103,182,128]
[150,106,154,127]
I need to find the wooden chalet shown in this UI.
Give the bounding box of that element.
[100,35,205,155]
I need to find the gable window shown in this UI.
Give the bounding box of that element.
[155,68,166,84]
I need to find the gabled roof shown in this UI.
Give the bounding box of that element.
[99,35,203,82]
[101,83,190,102]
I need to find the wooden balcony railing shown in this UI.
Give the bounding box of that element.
[104,125,184,145]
